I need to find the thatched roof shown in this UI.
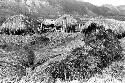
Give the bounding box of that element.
[42,19,56,25]
[55,14,77,26]
[0,14,27,31]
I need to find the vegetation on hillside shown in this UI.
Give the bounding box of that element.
[0,13,125,83]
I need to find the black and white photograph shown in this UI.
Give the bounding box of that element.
[0,0,125,83]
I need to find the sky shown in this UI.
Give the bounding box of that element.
[77,0,125,6]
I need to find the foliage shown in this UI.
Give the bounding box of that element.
[22,15,41,35]
[42,23,123,83]
[0,16,6,26]
[84,17,125,36]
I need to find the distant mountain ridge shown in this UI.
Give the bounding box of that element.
[117,5,125,15]
[0,0,125,20]
[47,0,125,16]
[102,4,120,14]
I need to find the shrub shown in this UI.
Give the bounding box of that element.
[42,23,123,83]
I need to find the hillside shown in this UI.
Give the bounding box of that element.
[117,5,125,15]
[0,13,125,83]
[0,0,125,21]
[0,0,125,83]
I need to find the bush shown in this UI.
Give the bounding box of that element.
[0,16,6,26]
[42,23,123,83]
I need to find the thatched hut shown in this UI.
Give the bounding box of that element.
[0,14,42,35]
[41,18,56,32]
[1,14,26,31]
[0,14,28,35]
[0,14,42,46]
[55,14,77,33]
